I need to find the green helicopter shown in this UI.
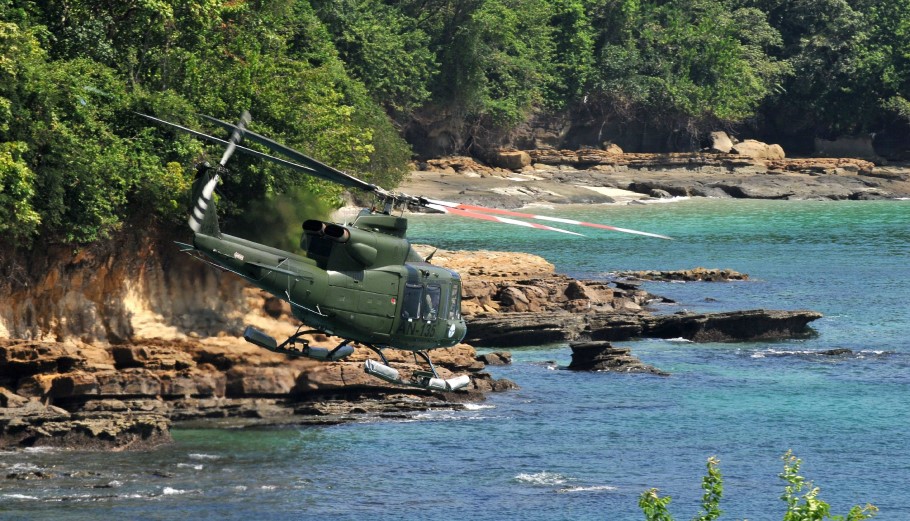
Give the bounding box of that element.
[141,111,669,392]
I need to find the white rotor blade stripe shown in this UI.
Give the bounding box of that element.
[219,111,250,166]
[426,204,584,236]
[425,198,671,239]
[189,174,221,232]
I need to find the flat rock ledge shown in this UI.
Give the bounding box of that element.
[567,341,669,376]
[0,338,517,450]
[465,309,823,348]
[0,398,170,451]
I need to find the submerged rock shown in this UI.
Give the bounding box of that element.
[820,348,853,356]
[615,268,748,282]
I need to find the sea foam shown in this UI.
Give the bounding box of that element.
[514,471,568,486]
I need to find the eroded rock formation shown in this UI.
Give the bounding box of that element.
[567,341,668,376]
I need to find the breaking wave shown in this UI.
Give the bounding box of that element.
[514,471,569,486]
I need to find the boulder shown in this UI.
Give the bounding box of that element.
[492,150,532,170]
[0,386,28,408]
[603,143,624,155]
[477,352,512,365]
[708,131,734,153]
[731,139,785,160]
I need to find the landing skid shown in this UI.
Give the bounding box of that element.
[363,346,471,392]
[242,326,471,391]
[243,325,354,361]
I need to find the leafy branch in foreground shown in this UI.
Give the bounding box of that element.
[639,452,877,521]
[780,450,878,521]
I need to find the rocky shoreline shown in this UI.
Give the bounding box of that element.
[0,247,822,451]
[413,246,819,348]
[2,147,857,451]
[0,331,514,451]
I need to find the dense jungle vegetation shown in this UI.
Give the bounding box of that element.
[1,0,908,246]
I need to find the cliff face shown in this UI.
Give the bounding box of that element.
[0,224,250,344]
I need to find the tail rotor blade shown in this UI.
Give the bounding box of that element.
[425,199,672,239]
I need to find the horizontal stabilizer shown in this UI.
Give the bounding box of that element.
[174,241,196,252]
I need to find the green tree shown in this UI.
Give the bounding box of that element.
[639,456,722,521]
[741,0,910,137]
[544,0,596,108]
[1,1,412,245]
[312,0,437,114]
[592,0,789,133]
[0,142,40,241]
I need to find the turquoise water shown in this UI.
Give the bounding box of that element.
[2,199,909,520]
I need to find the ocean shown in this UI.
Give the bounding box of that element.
[2,198,908,520]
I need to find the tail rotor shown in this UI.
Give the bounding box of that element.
[188,111,250,235]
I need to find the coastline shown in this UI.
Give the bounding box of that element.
[5,150,889,451]
[401,151,910,208]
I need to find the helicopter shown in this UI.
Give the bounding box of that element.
[140,111,670,392]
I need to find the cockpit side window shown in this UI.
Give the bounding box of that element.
[402,283,422,319]
[447,280,462,320]
[423,284,441,321]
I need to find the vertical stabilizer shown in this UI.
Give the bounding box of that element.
[188,111,250,237]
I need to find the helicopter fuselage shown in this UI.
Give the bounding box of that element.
[191,212,467,352]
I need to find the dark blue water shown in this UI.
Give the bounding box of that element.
[3,199,908,520]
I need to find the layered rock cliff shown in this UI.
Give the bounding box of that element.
[0,227,513,450]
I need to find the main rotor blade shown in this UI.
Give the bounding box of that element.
[425,203,584,236]
[426,199,672,239]
[198,114,378,193]
[137,112,362,186]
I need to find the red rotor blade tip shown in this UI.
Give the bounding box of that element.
[425,199,671,239]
